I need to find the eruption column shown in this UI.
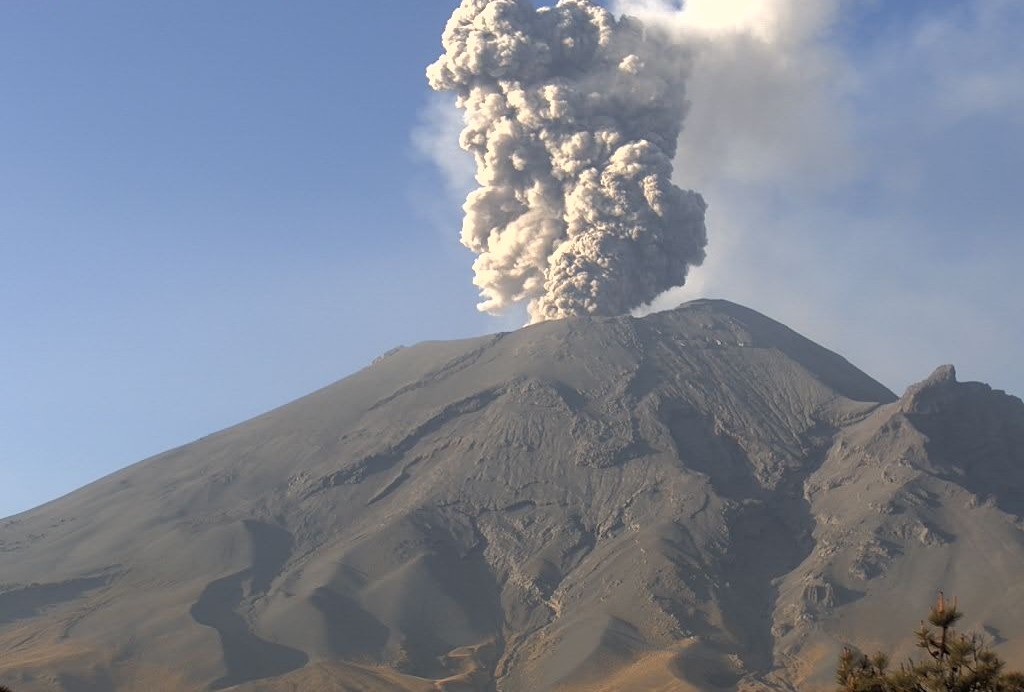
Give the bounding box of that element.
[428,0,708,322]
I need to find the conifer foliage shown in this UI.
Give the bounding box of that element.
[837,594,1024,691]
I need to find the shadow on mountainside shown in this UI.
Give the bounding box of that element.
[189,521,308,689]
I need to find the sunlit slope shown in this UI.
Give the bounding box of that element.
[2,300,1021,691]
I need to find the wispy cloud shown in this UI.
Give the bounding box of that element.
[411,94,475,200]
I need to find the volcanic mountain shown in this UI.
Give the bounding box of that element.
[2,300,1023,691]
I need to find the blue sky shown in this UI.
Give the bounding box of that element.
[2,1,1021,519]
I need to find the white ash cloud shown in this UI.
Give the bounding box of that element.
[427,0,707,323]
[612,0,850,189]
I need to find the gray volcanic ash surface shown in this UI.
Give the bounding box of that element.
[1,300,1023,691]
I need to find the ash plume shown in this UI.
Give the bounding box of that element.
[428,0,707,323]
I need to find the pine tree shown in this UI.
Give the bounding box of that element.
[837,593,1024,691]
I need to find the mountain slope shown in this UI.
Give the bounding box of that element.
[771,364,1024,689]
[1,300,1020,691]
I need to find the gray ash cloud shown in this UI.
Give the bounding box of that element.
[428,0,707,322]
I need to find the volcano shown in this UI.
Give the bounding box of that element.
[2,300,1023,691]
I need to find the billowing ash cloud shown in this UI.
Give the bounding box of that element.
[428,0,707,323]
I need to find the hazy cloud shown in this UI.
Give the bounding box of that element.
[613,0,852,188]
[412,94,476,199]
[630,0,1024,395]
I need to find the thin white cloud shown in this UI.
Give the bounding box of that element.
[411,94,476,200]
